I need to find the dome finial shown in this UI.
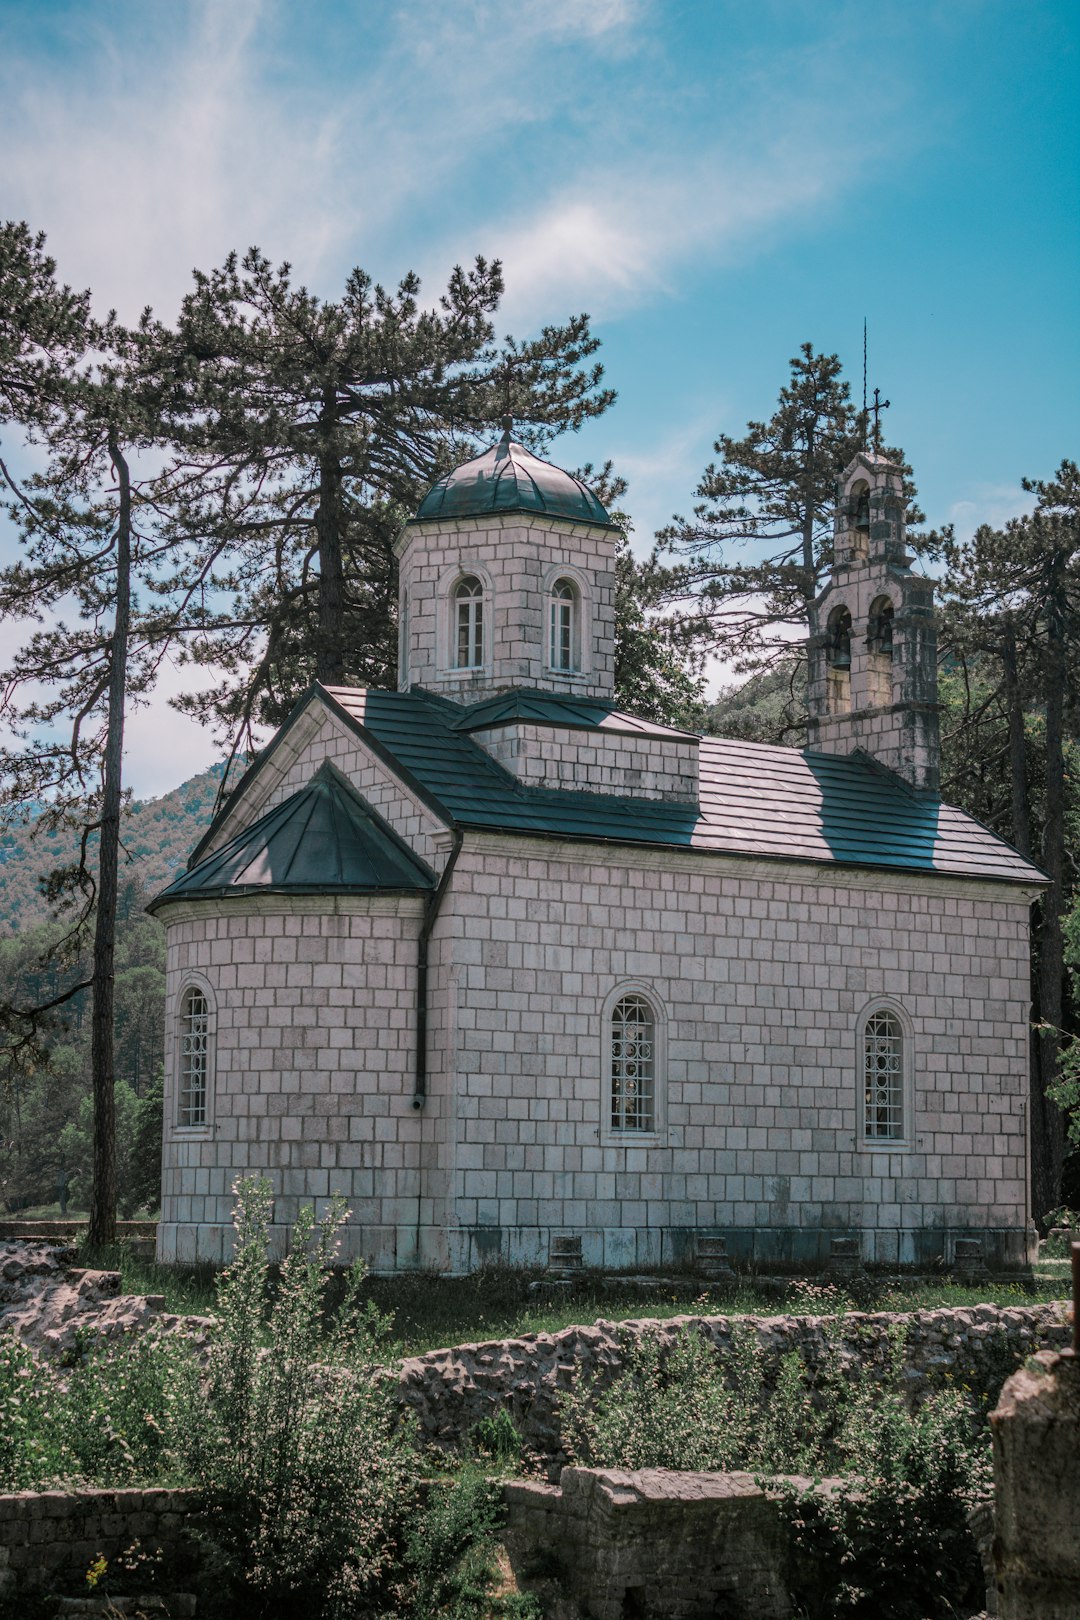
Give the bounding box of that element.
[501,414,513,440]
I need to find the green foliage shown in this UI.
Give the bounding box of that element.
[180,1176,524,1620]
[470,1408,525,1471]
[780,1390,989,1619]
[1048,898,1080,1148]
[403,1470,540,1620]
[563,1321,990,1619]
[48,1067,163,1217]
[0,1328,192,1490]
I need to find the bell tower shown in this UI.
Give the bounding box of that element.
[806,450,940,795]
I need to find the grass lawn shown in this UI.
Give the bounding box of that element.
[76,1242,1071,1358]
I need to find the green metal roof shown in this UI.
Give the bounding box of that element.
[450,689,696,740]
[318,688,1044,885]
[150,762,434,910]
[412,427,618,530]
[180,685,1046,889]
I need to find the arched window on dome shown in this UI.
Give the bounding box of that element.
[453,576,484,670]
[548,577,578,672]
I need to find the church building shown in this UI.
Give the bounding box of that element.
[150,429,1043,1273]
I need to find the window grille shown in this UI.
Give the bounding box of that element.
[610,994,655,1131]
[549,579,576,671]
[863,1008,903,1140]
[179,988,209,1127]
[454,576,484,669]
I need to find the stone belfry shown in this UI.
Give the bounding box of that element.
[806,449,940,794]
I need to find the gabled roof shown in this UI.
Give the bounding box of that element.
[149,762,434,911]
[179,684,1046,892]
[321,687,1043,885]
[411,427,618,531]
[449,688,697,740]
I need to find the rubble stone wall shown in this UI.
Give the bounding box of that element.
[400,1300,1072,1461]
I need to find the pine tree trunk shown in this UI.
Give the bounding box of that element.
[1032,555,1068,1226]
[1002,619,1031,858]
[87,431,131,1247]
[315,397,346,685]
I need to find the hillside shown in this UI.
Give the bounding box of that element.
[0,765,228,933]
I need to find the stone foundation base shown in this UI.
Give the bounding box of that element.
[156,1220,1037,1274]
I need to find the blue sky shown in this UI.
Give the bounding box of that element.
[1,0,1077,794]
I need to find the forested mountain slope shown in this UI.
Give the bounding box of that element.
[0,766,225,933]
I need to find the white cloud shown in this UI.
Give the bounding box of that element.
[947,484,1034,542]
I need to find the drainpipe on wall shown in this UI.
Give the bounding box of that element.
[412,828,463,1110]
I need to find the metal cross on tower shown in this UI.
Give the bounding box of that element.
[869,387,891,451]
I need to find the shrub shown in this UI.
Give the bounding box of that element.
[0,1326,192,1490]
[180,1177,416,1618]
[562,1320,991,1618]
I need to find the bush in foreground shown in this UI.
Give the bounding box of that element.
[562,1322,991,1619]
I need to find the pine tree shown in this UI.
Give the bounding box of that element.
[941,462,1080,1221]
[656,344,924,673]
[0,227,183,1242]
[154,249,615,780]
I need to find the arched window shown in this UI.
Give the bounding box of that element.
[548,578,578,672]
[610,993,656,1132]
[178,986,210,1128]
[453,576,484,670]
[862,1007,904,1142]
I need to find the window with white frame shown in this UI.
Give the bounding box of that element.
[548,578,577,672]
[453,575,484,669]
[862,1007,904,1141]
[610,993,656,1132]
[178,986,210,1127]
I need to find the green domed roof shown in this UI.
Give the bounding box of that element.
[412,425,617,529]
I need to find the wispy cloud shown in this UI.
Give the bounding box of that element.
[947,483,1035,543]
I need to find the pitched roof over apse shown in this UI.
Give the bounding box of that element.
[149,762,434,911]
[411,425,619,530]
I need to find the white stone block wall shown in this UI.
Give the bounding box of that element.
[159,704,1036,1276]
[433,835,1034,1273]
[470,724,700,803]
[396,512,617,702]
[156,894,441,1268]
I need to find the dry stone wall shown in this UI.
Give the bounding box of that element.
[0,1487,199,1597]
[399,1301,1072,1462]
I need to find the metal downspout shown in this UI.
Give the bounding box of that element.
[412,828,463,1111]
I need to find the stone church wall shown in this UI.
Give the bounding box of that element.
[157,894,434,1268]
[437,833,1033,1274]
[469,722,699,802]
[199,704,451,875]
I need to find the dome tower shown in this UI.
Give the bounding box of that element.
[394,424,620,703]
